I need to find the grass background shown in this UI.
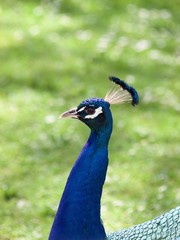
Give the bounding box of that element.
[0,0,179,239]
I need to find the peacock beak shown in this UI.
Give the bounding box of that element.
[60,107,79,119]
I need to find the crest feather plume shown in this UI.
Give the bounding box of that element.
[104,76,139,106]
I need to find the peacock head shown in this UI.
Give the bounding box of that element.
[60,97,111,131]
[60,76,139,131]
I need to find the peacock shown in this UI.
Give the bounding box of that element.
[49,76,180,240]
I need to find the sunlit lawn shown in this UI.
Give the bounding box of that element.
[0,0,179,239]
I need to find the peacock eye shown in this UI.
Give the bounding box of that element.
[85,107,95,115]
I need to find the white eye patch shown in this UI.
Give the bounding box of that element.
[77,106,86,113]
[85,107,103,119]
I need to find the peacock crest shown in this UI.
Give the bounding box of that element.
[105,76,139,106]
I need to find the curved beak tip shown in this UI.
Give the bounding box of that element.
[59,108,78,119]
[59,113,65,119]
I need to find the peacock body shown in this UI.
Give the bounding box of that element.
[49,76,180,240]
[108,206,180,240]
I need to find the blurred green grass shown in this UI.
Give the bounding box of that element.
[0,0,179,239]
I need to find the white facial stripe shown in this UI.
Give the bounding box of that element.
[85,106,103,119]
[77,106,86,113]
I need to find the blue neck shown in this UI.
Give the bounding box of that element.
[49,120,112,240]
